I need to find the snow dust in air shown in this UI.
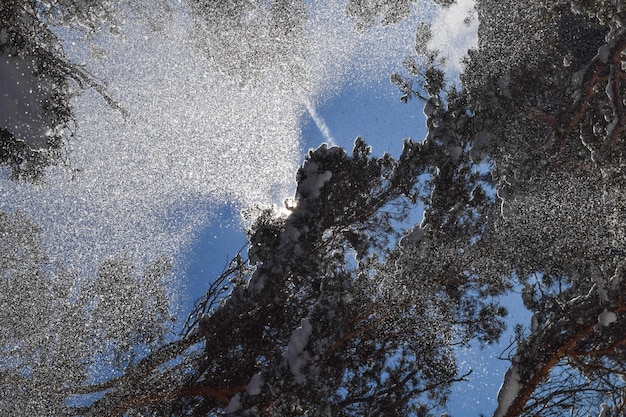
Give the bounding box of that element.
[427,0,478,74]
[0,1,430,314]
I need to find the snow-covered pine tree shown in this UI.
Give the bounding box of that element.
[341,0,626,414]
[76,133,510,416]
[6,0,626,415]
[427,1,626,415]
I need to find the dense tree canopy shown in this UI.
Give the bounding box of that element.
[461,1,626,415]
[3,0,626,416]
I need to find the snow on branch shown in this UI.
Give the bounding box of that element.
[560,27,626,153]
[493,359,522,417]
[285,318,313,385]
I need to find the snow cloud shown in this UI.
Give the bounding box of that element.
[306,0,431,93]
[1,8,302,278]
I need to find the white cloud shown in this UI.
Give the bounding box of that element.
[301,96,336,146]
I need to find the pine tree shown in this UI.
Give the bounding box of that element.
[421,1,626,415]
[5,0,626,416]
[73,136,508,416]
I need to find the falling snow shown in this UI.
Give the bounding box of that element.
[0,0,493,414]
[0,0,427,287]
